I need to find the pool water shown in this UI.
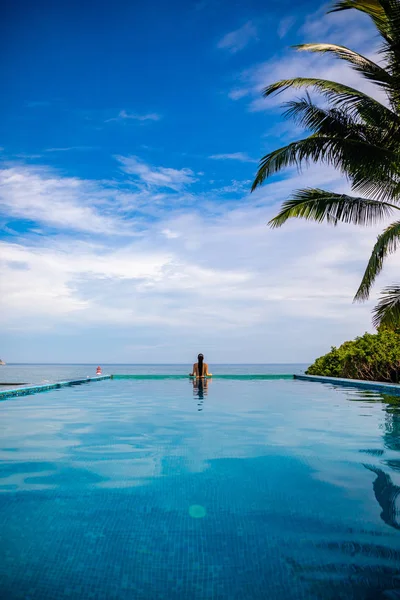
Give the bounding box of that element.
[0,377,399,599]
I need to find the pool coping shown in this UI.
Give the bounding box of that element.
[0,375,111,399]
[294,374,400,394]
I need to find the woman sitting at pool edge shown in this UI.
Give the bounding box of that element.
[190,354,212,378]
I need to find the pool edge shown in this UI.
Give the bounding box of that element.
[294,373,400,394]
[0,375,111,400]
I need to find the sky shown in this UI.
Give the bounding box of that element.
[1,0,399,364]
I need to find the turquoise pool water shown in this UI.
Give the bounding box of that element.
[0,377,399,599]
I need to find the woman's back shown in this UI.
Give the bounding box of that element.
[192,362,209,377]
[190,353,212,377]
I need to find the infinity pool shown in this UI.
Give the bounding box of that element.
[0,377,399,599]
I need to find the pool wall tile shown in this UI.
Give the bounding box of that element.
[0,375,111,400]
[295,374,400,394]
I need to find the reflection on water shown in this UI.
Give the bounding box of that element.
[191,377,210,411]
[383,396,400,454]
[362,394,400,532]
[365,465,400,530]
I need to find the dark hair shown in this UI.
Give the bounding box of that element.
[198,353,204,377]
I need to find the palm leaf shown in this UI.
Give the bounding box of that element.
[281,97,392,145]
[354,220,400,300]
[372,285,400,328]
[283,97,359,133]
[268,188,399,228]
[294,43,392,87]
[282,97,400,164]
[331,1,400,86]
[263,78,399,124]
[253,0,400,306]
[378,0,400,46]
[263,77,400,132]
[329,0,390,42]
[252,135,395,191]
[264,77,367,100]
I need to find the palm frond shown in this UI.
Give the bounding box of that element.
[354,220,400,300]
[372,285,400,328]
[252,134,396,191]
[283,97,359,133]
[294,43,392,87]
[282,98,400,171]
[267,188,399,228]
[380,0,400,46]
[352,176,400,202]
[264,78,365,100]
[282,95,400,159]
[330,1,400,86]
[263,78,400,131]
[329,0,390,42]
[263,77,399,121]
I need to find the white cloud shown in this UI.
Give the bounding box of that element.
[216,179,252,194]
[2,160,400,354]
[3,154,400,362]
[0,237,252,330]
[218,21,258,53]
[246,52,385,112]
[13,153,43,159]
[106,110,162,123]
[209,152,257,163]
[300,3,373,46]
[44,146,95,152]
[229,7,384,112]
[228,89,249,100]
[0,157,203,236]
[161,228,180,239]
[247,49,384,113]
[264,121,305,143]
[0,165,133,234]
[116,155,196,190]
[278,16,296,39]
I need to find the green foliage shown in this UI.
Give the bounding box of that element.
[306,329,400,382]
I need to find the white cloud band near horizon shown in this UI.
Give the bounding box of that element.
[1,155,400,363]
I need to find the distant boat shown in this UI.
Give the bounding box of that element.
[0,360,6,366]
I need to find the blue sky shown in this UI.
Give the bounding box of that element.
[1,0,398,363]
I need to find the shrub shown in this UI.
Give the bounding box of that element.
[306,328,400,383]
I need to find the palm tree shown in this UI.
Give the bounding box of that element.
[373,285,400,328]
[252,0,400,327]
